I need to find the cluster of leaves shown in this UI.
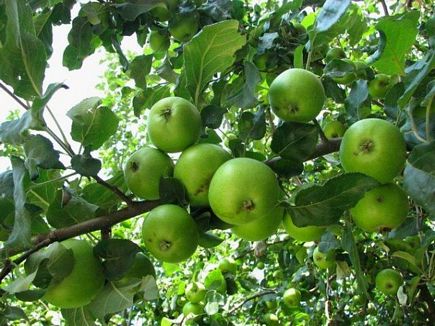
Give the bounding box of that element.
[0,0,433,325]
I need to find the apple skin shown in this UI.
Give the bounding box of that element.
[169,13,199,43]
[185,282,206,303]
[142,205,199,263]
[148,97,201,153]
[268,68,326,122]
[218,258,237,274]
[150,3,171,21]
[282,213,326,242]
[339,118,406,183]
[231,206,284,241]
[43,239,105,309]
[149,30,170,53]
[368,74,391,99]
[350,183,409,232]
[323,120,346,139]
[182,302,204,316]
[283,287,301,308]
[124,147,174,200]
[313,247,335,270]
[174,144,231,207]
[208,158,281,225]
[375,268,403,296]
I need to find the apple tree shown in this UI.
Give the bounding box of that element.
[0,0,434,325]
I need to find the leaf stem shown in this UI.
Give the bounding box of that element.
[46,105,75,155]
[26,172,78,190]
[93,175,134,206]
[0,82,28,110]
[408,109,427,143]
[425,95,433,141]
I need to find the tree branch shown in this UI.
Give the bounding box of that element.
[229,290,276,313]
[93,175,134,206]
[380,0,389,16]
[0,82,29,110]
[0,200,159,284]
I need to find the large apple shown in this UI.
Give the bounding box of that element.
[375,268,403,296]
[268,68,326,122]
[282,213,326,242]
[174,143,231,207]
[282,287,301,308]
[350,183,409,232]
[142,204,199,263]
[148,97,201,153]
[43,239,105,308]
[231,206,284,241]
[124,147,174,200]
[169,13,199,43]
[208,158,281,225]
[339,118,406,183]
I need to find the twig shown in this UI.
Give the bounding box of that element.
[380,0,389,16]
[229,290,276,313]
[0,82,28,110]
[0,200,159,284]
[93,175,134,206]
[313,119,328,143]
[46,105,75,155]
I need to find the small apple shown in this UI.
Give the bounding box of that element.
[368,74,391,99]
[150,3,170,21]
[208,158,281,225]
[282,287,301,308]
[218,258,237,274]
[339,118,406,183]
[185,282,206,303]
[182,302,204,316]
[350,183,409,232]
[169,13,199,42]
[149,30,170,53]
[124,147,174,200]
[375,268,403,296]
[268,68,326,122]
[323,120,346,139]
[313,247,335,270]
[148,97,201,153]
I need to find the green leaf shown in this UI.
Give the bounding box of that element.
[4,270,38,294]
[94,239,141,281]
[61,307,96,326]
[63,16,94,69]
[322,77,346,103]
[31,82,68,117]
[24,135,64,179]
[27,170,63,211]
[0,0,47,99]
[82,172,125,211]
[67,97,119,151]
[134,85,171,117]
[404,142,435,219]
[112,0,164,21]
[266,157,304,178]
[198,232,224,248]
[314,0,351,33]
[201,105,227,129]
[0,171,15,199]
[293,45,304,69]
[159,177,187,206]
[238,109,266,140]
[368,11,419,75]
[71,153,101,177]
[270,122,318,161]
[183,20,246,105]
[344,80,369,121]
[46,189,98,228]
[5,157,32,250]
[225,61,260,109]
[286,173,380,227]
[129,54,152,89]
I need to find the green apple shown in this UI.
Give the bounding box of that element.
[323,120,346,139]
[150,3,170,21]
[218,258,237,274]
[375,268,403,296]
[283,287,301,308]
[43,239,104,308]
[148,97,201,153]
[339,118,406,183]
[169,13,199,42]
[231,206,284,241]
[268,68,326,122]
[124,147,173,200]
[282,213,326,242]
[174,144,231,207]
[350,183,409,232]
[185,282,206,303]
[313,247,335,270]
[182,302,204,316]
[208,158,281,225]
[149,30,170,53]
[142,205,199,263]
[368,74,391,99]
